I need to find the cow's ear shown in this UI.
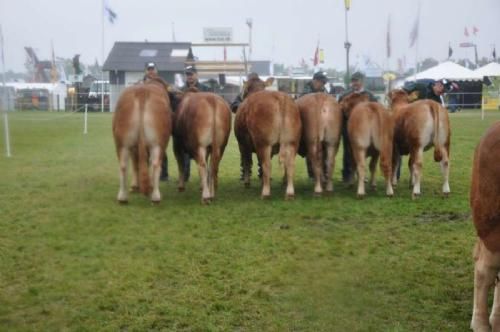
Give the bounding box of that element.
[264,77,275,87]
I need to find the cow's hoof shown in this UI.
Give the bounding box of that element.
[411,193,421,200]
[117,199,128,205]
[244,182,250,188]
[313,191,322,197]
[178,187,185,192]
[443,192,450,199]
[261,194,271,200]
[356,194,365,200]
[130,186,140,193]
[386,193,394,198]
[371,185,377,191]
[151,200,160,205]
[202,197,212,205]
[285,194,295,201]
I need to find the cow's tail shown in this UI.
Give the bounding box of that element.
[429,101,443,162]
[210,98,219,175]
[278,95,288,166]
[137,91,151,195]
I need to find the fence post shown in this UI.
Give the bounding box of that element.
[84,104,88,134]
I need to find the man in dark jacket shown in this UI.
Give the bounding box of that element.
[301,71,328,96]
[230,72,263,180]
[338,71,378,183]
[182,65,209,92]
[402,79,458,105]
[175,65,209,181]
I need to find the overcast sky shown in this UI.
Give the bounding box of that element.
[1,0,499,73]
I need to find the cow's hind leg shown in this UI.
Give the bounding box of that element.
[307,142,322,196]
[472,240,500,332]
[440,147,451,197]
[369,154,379,191]
[209,147,222,200]
[391,151,400,187]
[257,146,272,198]
[490,276,500,331]
[173,139,186,192]
[379,146,394,197]
[149,145,162,203]
[324,144,337,193]
[411,148,424,199]
[117,147,129,203]
[239,142,252,188]
[196,147,211,204]
[353,147,366,198]
[130,148,140,193]
[283,144,296,200]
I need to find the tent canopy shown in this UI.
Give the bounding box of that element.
[474,62,500,77]
[405,61,482,82]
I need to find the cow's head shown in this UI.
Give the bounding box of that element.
[242,77,274,99]
[388,89,410,108]
[340,92,369,118]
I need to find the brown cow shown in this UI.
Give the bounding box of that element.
[470,122,500,332]
[296,93,342,195]
[173,92,231,204]
[341,93,394,198]
[389,89,451,199]
[112,76,172,203]
[234,77,302,199]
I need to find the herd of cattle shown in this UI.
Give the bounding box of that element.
[111,75,500,331]
[112,74,452,204]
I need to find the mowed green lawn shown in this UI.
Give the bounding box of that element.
[0,109,499,331]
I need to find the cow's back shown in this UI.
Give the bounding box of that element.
[175,92,231,152]
[348,102,392,150]
[113,84,171,148]
[394,100,449,153]
[297,93,341,139]
[471,121,500,252]
[244,90,301,149]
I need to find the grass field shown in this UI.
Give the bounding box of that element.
[1,109,499,331]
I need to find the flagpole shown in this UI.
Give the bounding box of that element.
[1,24,12,157]
[101,0,105,113]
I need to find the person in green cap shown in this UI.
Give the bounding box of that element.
[337,71,377,183]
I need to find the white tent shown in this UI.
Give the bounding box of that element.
[405,61,482,81]
[474,62,500,77]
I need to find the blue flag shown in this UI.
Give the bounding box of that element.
[104,1,117,24]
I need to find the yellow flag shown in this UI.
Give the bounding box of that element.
[319,49,325,64]
[345,0,351,10]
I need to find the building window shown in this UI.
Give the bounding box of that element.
[139,49,158,57]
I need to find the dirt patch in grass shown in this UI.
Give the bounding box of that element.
[415,211,471,223]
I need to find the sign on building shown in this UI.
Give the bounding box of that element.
[203,27,233,43]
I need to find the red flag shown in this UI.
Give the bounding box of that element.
[473,26,479,36]
[313,44,319,66]
[464,27,469,37]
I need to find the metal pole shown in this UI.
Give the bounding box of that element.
[344,7,351,83]
[1,24,11,157]
[101,0,105,113]
[84,104,88,134]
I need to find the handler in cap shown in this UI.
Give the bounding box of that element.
[301,71,329,96]
[182,65,209,92]
[338,71,377,183]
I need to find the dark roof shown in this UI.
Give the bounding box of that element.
[103,42,193,72]
[249,61,271,76]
